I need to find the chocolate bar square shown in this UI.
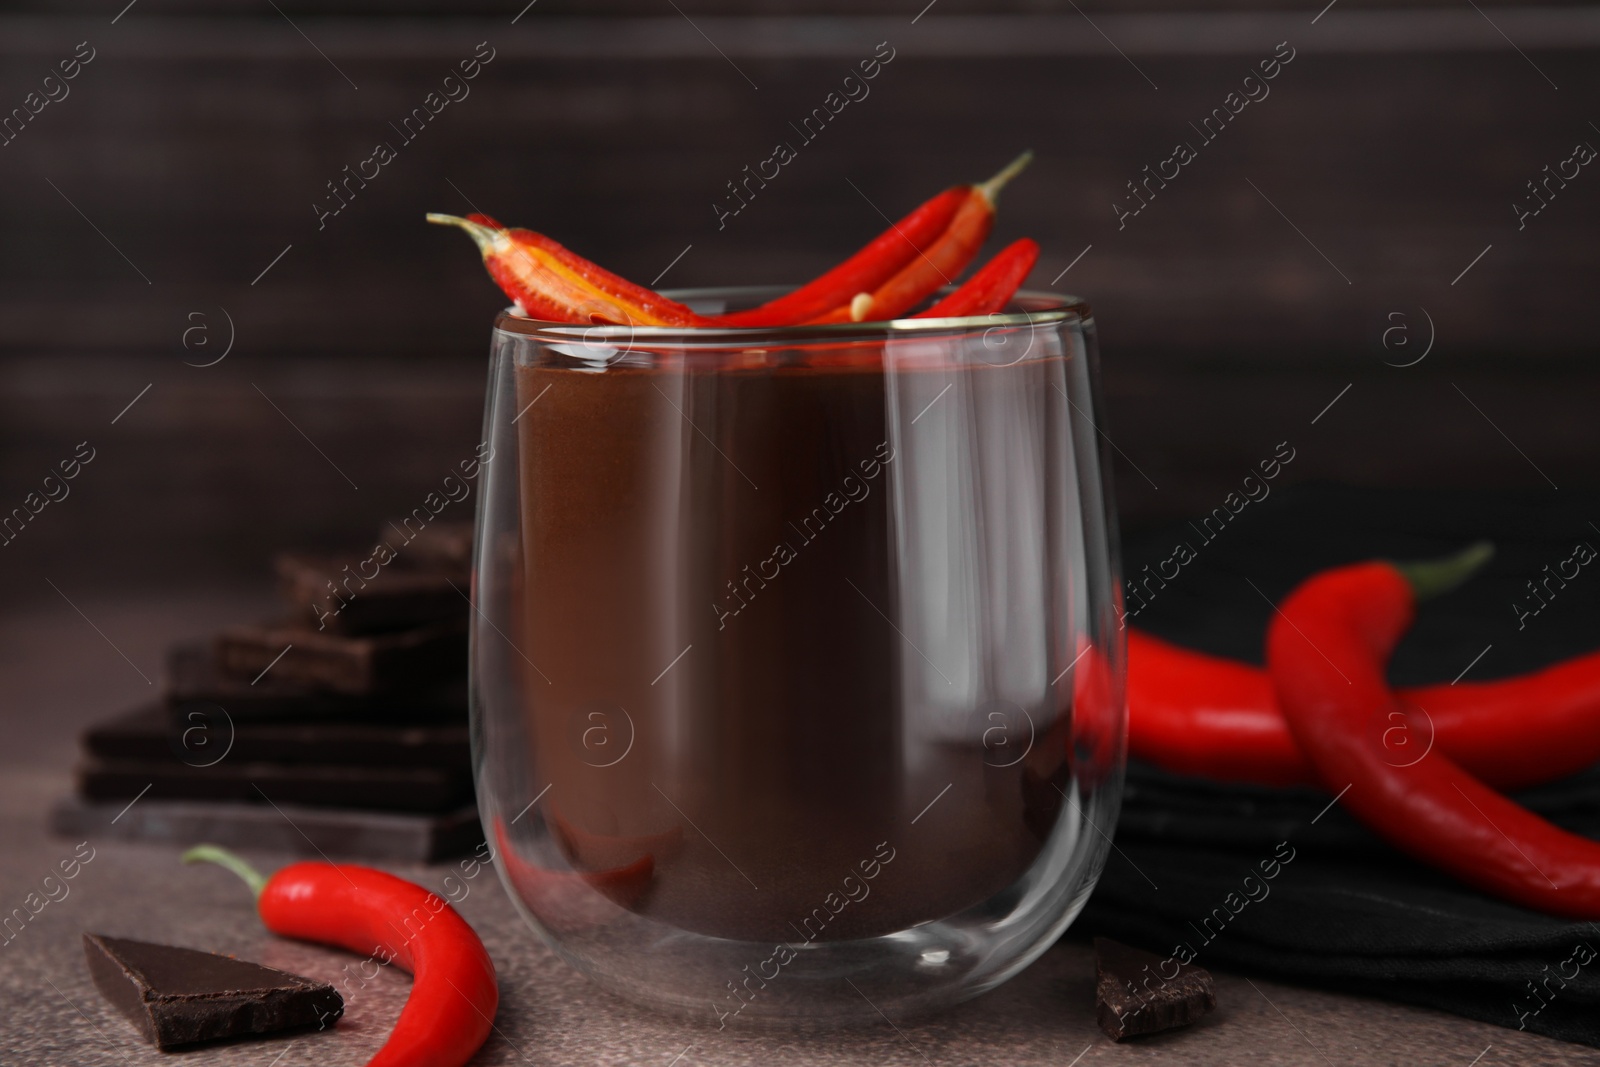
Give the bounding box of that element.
[78,757,474,813]
[214,621,466,695]
[382,519,475,572]
[54,796,481,863]
[275,552,468,635]
[86,705,469,769]
[166,643,466,721]
[1094,937,1216,1040]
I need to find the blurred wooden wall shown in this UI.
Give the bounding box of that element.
[2,0,1597,597]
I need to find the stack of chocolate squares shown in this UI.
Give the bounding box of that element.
[53,522,483,862]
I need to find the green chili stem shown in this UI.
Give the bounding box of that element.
[426,212,504,257]
[976,149,1034,205]
[182,844,268,900]
[1392,541,1495,601]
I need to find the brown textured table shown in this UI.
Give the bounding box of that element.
[3,592,1597,1066]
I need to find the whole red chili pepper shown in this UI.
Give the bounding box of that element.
[1128,628,1600,790]
[1266,546,1600,918]
[711,186,968,327]
[1127,629,1309,786]
[912,238,1039,318]
[811,150,1033,324]
[183,845,498,1067]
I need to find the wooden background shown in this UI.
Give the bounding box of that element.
[2,0,1597,603]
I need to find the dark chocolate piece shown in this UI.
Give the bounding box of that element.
[53,796,481,863]
[275,552,468,635]
[166,642,466,721]
[82,933,341,1049]
[87,705,468,769]
[214,621,466,695]
[383,519,475,572]
[1094,937,1216,1040]
[78,758,473,813]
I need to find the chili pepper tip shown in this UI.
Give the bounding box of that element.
[1391,540,1495,601]
[182,844,268,900]
[427,212,504,258]
[976,149,1034,205]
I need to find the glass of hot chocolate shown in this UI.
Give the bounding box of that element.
[470,288,1125,1027]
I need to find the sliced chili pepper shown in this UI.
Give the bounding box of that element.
[713,186,968,327]
[434,151,1032,328]
[183,845,498,1067]
[811,150,1034,324]
[1267,546,1600,918]
[1128,628,1600,791]
[428,213,708,327]
[912,238,1039,318]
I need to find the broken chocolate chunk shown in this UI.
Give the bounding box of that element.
[215,620,466,695]
[83,933,342,1049]
[274,552,468,635]
[56,796,480,863]
[166,642,466,721]
[384,519,475,572]
[79,756,473,813]
[1094,936,1215,1040]
[87,704,469,768]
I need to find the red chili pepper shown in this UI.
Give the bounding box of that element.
[183,845,498,1067]
[712,186,968,327]
[435,151,1034,328]
[1128,628,1600,791]
[810,150,1033,324]
[428,213,708,327]
[911,238,1039,318]
[1266,546,1600,918]
[1127,629,1309,786]
[1070,638,1123,788]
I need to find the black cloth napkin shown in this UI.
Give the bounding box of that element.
[1078,484,1600,1045]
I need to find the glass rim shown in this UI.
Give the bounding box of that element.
[491,287,1090,345]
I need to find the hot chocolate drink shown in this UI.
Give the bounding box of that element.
[513,353,1075,943]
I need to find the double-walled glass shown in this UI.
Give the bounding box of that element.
[470,289,1125,1027]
